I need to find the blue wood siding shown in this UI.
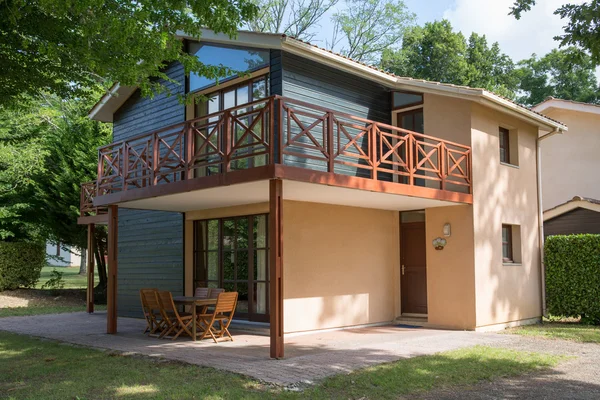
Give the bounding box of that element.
[280,51,391,179]
[112,61,185,318]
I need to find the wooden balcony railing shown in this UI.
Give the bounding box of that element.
[81,95,472,213]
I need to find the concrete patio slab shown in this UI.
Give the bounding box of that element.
[0,312,509,386]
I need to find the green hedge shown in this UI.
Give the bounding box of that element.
[545,234,600,324]
[0,242,45,291]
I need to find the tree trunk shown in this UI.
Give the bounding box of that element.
[79,247,87,275]
[94,229,108,303]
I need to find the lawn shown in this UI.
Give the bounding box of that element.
[0,305,106,318]
[36,265,98,289]
[0,332,562,400]
[507,321,600,343]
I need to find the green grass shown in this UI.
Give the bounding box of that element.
[508,322,600,343]
[0,305,106,318]
[36,266,98,289]
[0,331,562,400]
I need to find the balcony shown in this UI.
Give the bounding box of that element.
[80,95,472,216]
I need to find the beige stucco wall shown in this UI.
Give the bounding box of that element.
[283,200,399,333]
[539,109,600,210]
[471,104,542,328]
[425,205,477,329]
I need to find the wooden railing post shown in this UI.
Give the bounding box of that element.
[269,98,275,165]
[278,98,284,165]
[440,142,446,191]
[224,111,232,172]
[185,122,194,180]
[327,111,334,173]
[151,133,159,186]
[408,133,414,186]
[371,124,378,181]
[122,143,128,191]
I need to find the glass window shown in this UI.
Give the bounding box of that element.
[393,91,423,109]
[499,127,510,163]
[502,225,513,262]
[188,42,270,92]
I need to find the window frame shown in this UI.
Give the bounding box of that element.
[499,127,511,164]
[391,90,424,110]
[194,74,269,117]
[502,224,513,263]
[187,41,270,94]
[192,213,269,322]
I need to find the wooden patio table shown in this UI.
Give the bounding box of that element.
[173,296,217,341]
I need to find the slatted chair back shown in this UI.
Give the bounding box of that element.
[140,288,158,333]
[141,288,160,311]
[208,288,224,299]
[156,290,194,340]
[214,292,238,315]
[194,287,210,299]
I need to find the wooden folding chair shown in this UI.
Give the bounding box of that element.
[139,288,158,334]
[198,292,238,343]
[194,287,209,298]
[208,288,224,298]
[156,291,196,340]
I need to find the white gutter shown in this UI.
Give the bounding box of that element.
[536,128,563,317]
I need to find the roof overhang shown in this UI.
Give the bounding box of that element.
[533,98,600,117]
[88,83,137,122]
[544,196,600,221]
[89,29,567,132]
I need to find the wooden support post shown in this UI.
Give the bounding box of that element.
[107,205,118,334]
[86,223,96,313]
[269,179,284,359]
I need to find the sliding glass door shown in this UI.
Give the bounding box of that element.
[193,214,268,322]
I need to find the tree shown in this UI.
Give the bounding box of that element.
[0,94,111,293]
[381,20,519,98]
[0,0,258,106]
[510,1,600,64]
[466,33,519,99]
[381,20,470,85]
[247,0,415,64]
[248,0,338,41]
[515,47,600,106]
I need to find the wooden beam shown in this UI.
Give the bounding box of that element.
[269,179,284,359]
[107,205,118,334]
[86,224,95,314]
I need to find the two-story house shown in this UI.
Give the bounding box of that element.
[78,30,567,358]
[532,98,600,237]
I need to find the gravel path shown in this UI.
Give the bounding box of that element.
[414,335,600,400]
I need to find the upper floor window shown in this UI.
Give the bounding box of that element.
[188,42,270,92]
[499,127,510,163]
[392,91,423,110]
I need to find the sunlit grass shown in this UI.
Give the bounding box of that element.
[507,322,600,343]
[36,265,98,289]
[0,305,106,318]
[0,332,563,400]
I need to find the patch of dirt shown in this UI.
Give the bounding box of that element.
[0,289,86,308]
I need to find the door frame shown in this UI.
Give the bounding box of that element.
[399,211,428,316]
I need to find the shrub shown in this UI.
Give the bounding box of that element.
[42,269,65,294]
[545,234,600,324]
[0,242,45,291]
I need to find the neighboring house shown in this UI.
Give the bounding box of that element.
[543,196,600,238]
[78,30,567,358]
[46,241,81,267]
[531,98,600,237]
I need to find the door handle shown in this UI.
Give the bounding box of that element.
[401,265,405,275]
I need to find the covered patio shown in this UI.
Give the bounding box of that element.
[0,312,506,386]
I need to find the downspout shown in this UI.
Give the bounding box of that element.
[536,128,562,317]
